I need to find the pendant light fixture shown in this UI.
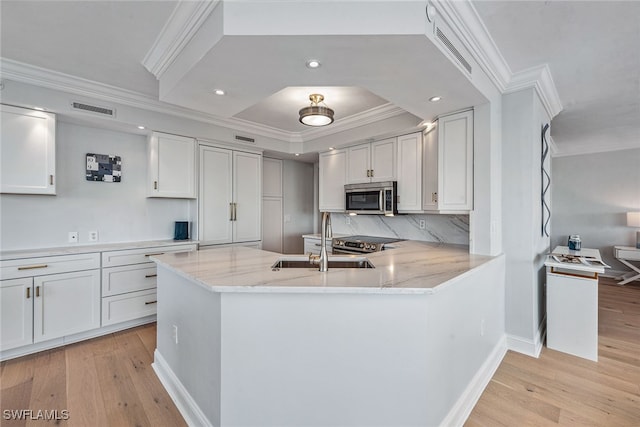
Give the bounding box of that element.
[299,93,334,126]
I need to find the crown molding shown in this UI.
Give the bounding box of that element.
[551,141,640,158]
[506,64,563,119]
[433,0,511,93]
[0,58,409,146]
[142,0,221,79]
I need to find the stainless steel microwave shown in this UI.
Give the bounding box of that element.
[345,181,397,215]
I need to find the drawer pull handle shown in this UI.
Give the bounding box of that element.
[154,180,158,190]
[18,264,48,271]
[145,300,157,305]
[315,243,322,247]
[50,175,54,185]
[145,274,157,278]
[26,288,31,299]
[36,286,40,297]
[145,253,164,257]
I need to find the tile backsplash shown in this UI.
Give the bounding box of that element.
[330,213,469,245]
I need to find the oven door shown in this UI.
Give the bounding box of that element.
[332,246,366,255]
[345,189,383,214]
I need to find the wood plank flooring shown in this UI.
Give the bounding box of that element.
[466,277,640,426]
[0,324,186,427]
[1,277,638,426]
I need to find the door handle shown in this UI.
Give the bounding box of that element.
[50,175,54,185]
[145,274,157,278]
[154,180,158,190]
[230,203,234,221]
[145,300,158,305]
[27,287,31,299]
[36,286,40,297]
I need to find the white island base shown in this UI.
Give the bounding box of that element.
[152,245,506,427]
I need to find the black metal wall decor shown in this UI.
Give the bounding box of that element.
[541,123,551,237]
[86,153,121,182]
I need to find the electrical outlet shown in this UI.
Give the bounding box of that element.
[346,216,351,225]
[173,325,178,344]
[68,232,78,243]
[88,230,99,242]
[419,219,426,229]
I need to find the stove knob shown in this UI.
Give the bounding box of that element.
[359,243,365,248]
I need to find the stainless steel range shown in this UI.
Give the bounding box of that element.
[332,235,403,254]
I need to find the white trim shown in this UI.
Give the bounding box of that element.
[152,350,213,427]
[142,1,221,79]
[434,0,511,93]
[506,314,546,358]
[439,335,508,427]
[548,134,559,156]
[551,142,640,158]
[0,316,155,362]
[506,64,563,119]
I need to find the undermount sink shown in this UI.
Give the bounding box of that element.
[271,255,375,270]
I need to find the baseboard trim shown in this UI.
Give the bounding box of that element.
[0,315,156,362]
[152,350,213,427]
[439,335,508,427]
[507,314,546,358]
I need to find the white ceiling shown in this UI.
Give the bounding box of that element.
[1,1,638,156]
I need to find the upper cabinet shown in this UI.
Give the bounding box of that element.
[423,110,474,213]
[346,138,396,184]
[147,132,196,198]
[319,149,348,212]
[0,104,56,195]
[396,132,423,212]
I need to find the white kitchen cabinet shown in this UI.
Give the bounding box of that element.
[423,110,473,212]
[33,269,101,343]
[303,235,333,255]
[199,145,262,245]
[262,158,284,253]
[319,149,347,212]
[396,132,423,212]
[0,104,56,195]
[0,278,33,351]
[101,244,196,325]
[346,138,396,184]
[147,131,196,198]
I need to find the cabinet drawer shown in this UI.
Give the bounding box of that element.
[101,244,197,267]
[0,253,100,280]
[102,263,157,297]
[102,289,157,326]
[616,248,640,261]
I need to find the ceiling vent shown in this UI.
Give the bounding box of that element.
[70,101,116,118]
[436,27,472,75]
[235,134,255,144]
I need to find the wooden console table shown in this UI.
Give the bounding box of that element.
[614,246,640,285]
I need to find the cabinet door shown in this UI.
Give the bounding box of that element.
[233,151,262,243]
[262,198,283,253]
[319,149,347,212]
[396,132,423,212]
[370,138,396,182]
[346,144,371,184]
[199,146,233,244]
[148,132,196,198]
[438,110,473,211]
[33,270,101,343]
[0,105,56,195]
[422,125,439,211]
[262,158,283,198]
[0,278,33,351]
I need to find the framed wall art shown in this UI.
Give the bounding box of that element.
[86,153,121,182]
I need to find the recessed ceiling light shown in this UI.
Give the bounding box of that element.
[34,107,45,111]
[294,153,300,156]
[429,96,442,102]
[306,59,321,69]
[329,147,335,150]
[138,125,146,130]
[214,89,225,96]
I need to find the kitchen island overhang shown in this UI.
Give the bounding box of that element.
[151,242,506,427]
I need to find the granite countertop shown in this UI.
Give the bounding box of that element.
[0,239,198,261]
[152,241,495,295]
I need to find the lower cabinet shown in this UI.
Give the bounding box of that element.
[303,236,333,255]
[102,289,158,326]
[34,270,101,343]
[0,278,33,351]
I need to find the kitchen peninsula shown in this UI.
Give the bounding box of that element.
[151,242,506,427]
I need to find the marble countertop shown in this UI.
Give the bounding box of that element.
[152,241,495,295]
[302,233,349,240]
[0,239,198,261]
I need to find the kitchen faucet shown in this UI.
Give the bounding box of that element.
[310,211,331,271]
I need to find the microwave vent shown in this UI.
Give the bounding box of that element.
[70,101,116,117]
[436,27,472,75]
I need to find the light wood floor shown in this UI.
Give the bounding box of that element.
[0,323,186,427]
[1,277,638,427]
[466,277,640,426]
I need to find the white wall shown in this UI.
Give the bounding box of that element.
[501,88,551,356]
[551,148,640,271]
[0,121,191,250]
